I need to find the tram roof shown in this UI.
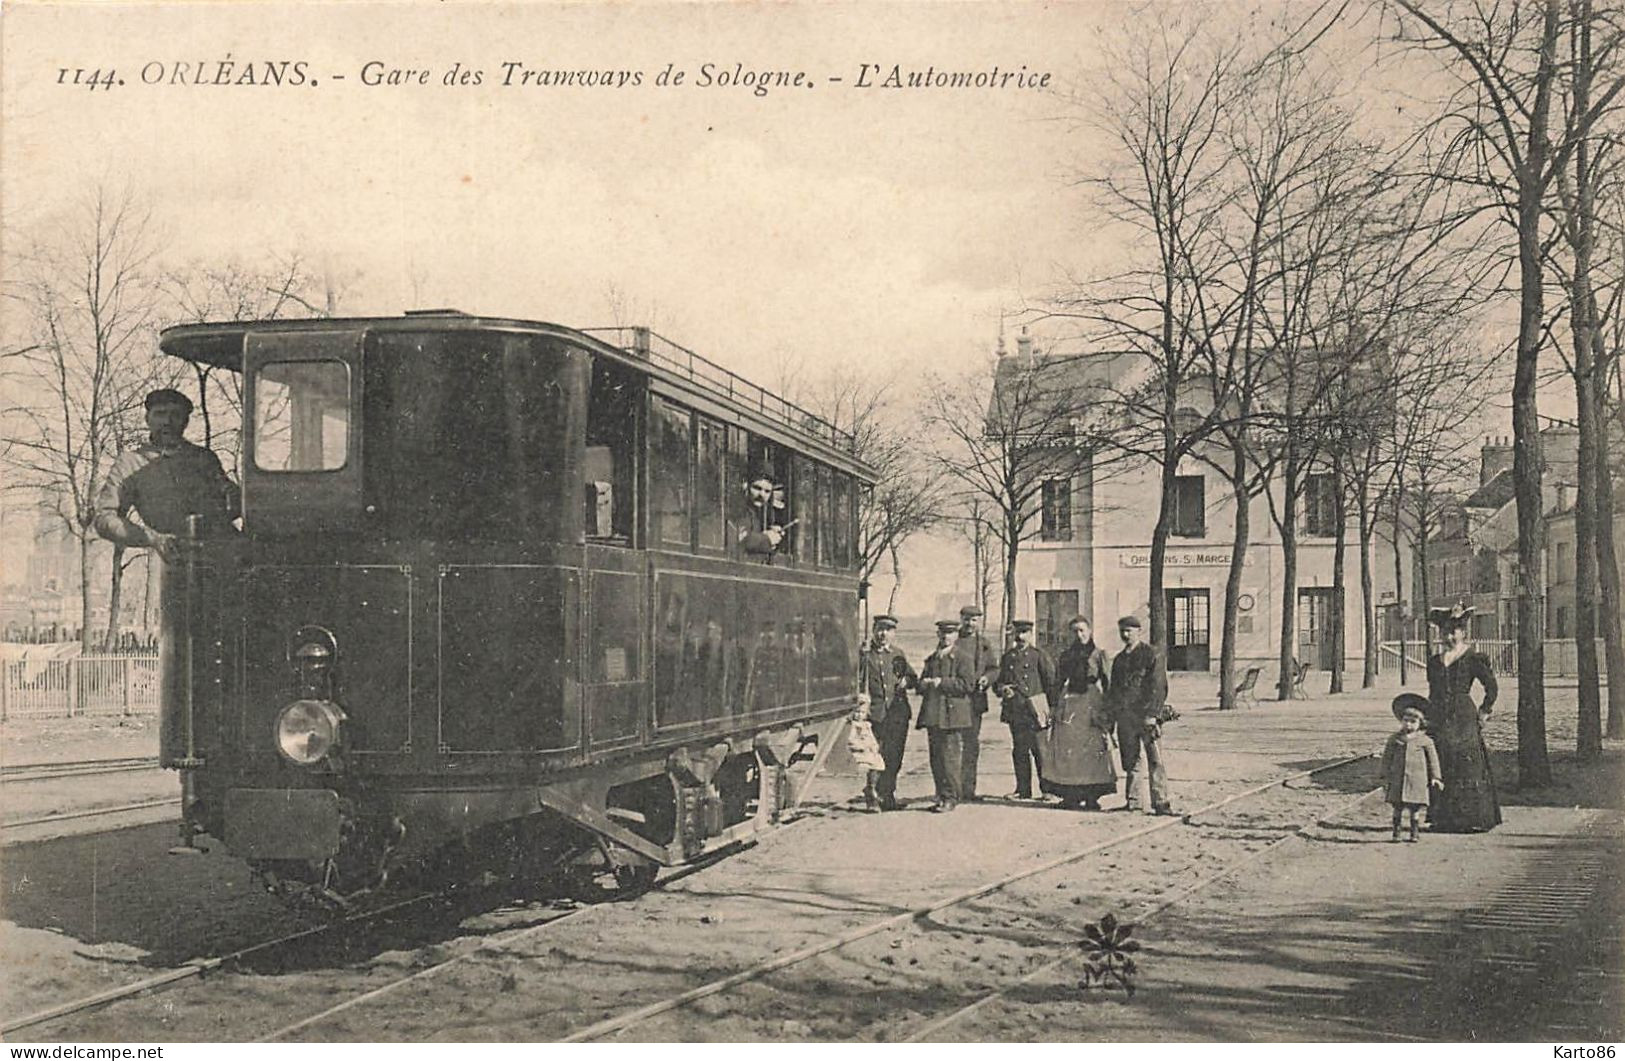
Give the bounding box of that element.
[160,312,875,481]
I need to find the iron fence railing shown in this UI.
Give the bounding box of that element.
[1,654,160,720]
[1378,639,1607,680]
[582,326,857,453]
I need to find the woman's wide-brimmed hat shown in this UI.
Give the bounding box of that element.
[1391,692,1431,721]
[1428,601,1474,629]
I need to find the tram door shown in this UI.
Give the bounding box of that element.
[1163,589,1210,671]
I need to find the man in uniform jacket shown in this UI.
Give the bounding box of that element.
[1106,615,1173,814]
[916,619,980,812]
[998,619,1058,800]
[858,614,918,811]
[955,605,1000,801]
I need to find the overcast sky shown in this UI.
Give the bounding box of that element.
[0,2,1535,617]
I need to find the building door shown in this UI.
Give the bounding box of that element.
[1034,589,1080,657]
[1163,589,1210,671]
[1298,587,1341,670]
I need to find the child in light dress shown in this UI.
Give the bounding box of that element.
[1381,693,1444,842]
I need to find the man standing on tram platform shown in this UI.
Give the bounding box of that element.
[93,388,240,556]
[93,388,240,766]
[955,605,999,801]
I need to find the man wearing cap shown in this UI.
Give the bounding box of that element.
[955,605,1000,801]
[997,619,1058,801]
[738,476,788,561]
[1106,614,1172,814]
[857,615,918,811]
[916,619,981,811]
[93,388,240,557]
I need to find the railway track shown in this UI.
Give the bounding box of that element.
[216,751,1377,1043]
[4,822,789,1040]
[2,799,178,834]
[1,756,161,784]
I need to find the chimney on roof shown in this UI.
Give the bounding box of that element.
[1480,436,1514,487]
[1016,327,1034,361]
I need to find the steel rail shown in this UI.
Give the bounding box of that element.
[901,784,1386,1041]
[3,800,179,832]
[252,833,779,1043]
[0,891,439,1036]
[558,751,1376,1043]
[1,757,162,784]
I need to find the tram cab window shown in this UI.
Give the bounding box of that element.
[651,396,693,547]
[834,473,857,568]
[795,457,821,565]
[585,358,638,543]
[253,360,350,471]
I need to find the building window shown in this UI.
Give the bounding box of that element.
[1304,472,1338,537]
[1171,474,1205,538]
[1034,589,1079,654]
[1555,541,1572,584]
[1041,478,1072,541]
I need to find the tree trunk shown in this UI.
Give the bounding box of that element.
[1507,0,1557,789]
[1594,391,1625,738]
[1219,444,1251,709]
[1148,456,1177,649]
[104,544,126,650]
[1003,514,1020,638]
[1394,479,1410,686]
[886,544,903,615]
[79,533,95,652]
[1277,467,1299,701]
[1359,486,1378,688]
[1567,0,1603,760]
[1331,454,1347,695]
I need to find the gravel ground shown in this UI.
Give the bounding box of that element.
[3,677,1619,1042]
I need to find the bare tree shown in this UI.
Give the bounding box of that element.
[1390,0,1625,785]
[922,348,1099,635]
[3,184,176,650]
[780,365,947,609]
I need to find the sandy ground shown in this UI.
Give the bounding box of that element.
[2,677,1620,1042]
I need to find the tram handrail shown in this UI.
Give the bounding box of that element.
[582,326,857,453]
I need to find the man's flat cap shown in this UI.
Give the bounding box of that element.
[144,388,193,413]
[959,605,983,619]
[872,614,898,630]
[936,619,962,632]
[1011,619,1035,632]
[1117,615,1142,629]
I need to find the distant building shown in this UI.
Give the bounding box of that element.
[993,334,1410,678]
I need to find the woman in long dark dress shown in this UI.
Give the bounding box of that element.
[1040,616,1118,810]
[1424,603,1502,833]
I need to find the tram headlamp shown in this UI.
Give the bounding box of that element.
[274,699,346,766]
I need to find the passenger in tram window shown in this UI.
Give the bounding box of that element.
[737,475,792,561]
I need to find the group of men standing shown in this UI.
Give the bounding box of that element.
[857,607,1173,815]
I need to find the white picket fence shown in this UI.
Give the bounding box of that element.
[1,654,161,720]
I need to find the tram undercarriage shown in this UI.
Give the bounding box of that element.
[214,715,850,910]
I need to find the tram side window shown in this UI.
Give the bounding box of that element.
[817,464,835,567]
[795,457,820,565]
[739,434,793,560]
[652,396,693,548]
[696,416,726,551]
[833,472,855,569]
[585,358,638,543]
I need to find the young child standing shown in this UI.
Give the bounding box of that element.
[1382,693,1444,842]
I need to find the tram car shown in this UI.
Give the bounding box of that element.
[155,311,874,905]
